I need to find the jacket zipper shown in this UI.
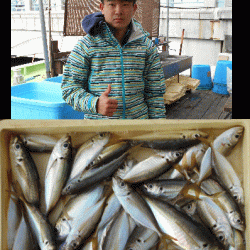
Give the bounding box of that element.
[118,45,126,119]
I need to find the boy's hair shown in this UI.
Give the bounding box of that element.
[101,0,137,4]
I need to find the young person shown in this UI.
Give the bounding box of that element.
[61,0,166,119]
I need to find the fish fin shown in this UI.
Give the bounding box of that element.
[179,182,202,200]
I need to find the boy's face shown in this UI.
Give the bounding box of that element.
[100,0,137,31]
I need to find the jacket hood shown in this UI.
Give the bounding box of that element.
[82,12,104,36]
[82,12,149,43]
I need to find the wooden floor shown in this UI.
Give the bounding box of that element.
[165,90,232,119]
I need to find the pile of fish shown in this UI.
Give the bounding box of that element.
[7,126,246,250]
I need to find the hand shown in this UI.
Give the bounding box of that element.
[97,84,118,117]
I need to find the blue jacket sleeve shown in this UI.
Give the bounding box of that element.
[144,42,166,119]
[61,39,99,114]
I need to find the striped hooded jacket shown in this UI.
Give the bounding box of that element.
[61,13,166,119]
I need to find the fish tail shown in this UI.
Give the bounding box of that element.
[160,233,174,250]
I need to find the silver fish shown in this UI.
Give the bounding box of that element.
[127,130,209,150]
[158,142,208,181]
[229,229,246,250]
[56,184,106,241]
[145,197,224,250]
[7,191,22,250]
[45,135,72,214]
[101,209,131,250]
[68,132,110,181]
[9,135,40,205]
[60,198,106,250]
[125,226,159,250]
[88,141,130,168]
[20,134,58,152]
[212,148,244,206]
[62,152,128,195]
[122,151,183,183]
[12,215,38,250]
[197,147,212,185]
[201,179,245,231]
[112,176,169,241]
[213,127,244,156]
[21,196,56,250]
[141,179,187,201]
[196,196,235,248]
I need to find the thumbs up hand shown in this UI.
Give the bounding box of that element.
[97,84,118,117]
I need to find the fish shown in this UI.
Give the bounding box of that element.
[68,132,110,181]
[172,142,209,181]
[62,152,128,195]
[122,150,183,183]
[60,198,106,250]
[45,135,72,214]
[201,179,245,231]
[7,191,22,250]
[229,229,246,250]
[101,209,131,250]
[140,179,188,201]
[197,147,212,185]
[213,127,244,156]
[196,196,235,248]
[12,215,38,250]
[56,184,106,241]
[126,130,209,150]
[88,141,131,169]
[9,135,40,205]
[125,226,159,250]
[212,148,244,206]
[95,192,122,234]
[112,176,175,249]
[20,134,58,152]
[145,196,225,250]
[20,195,56,250]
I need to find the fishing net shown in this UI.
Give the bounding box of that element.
[63,0,160,37]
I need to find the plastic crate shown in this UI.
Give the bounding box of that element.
[11,82,84,119]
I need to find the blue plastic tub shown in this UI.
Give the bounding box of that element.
[192,65,212,90]
[43,75,63,83]
[212,60,232,95]
[11,82,85,119]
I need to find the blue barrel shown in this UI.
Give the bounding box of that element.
[192,65,212,90]
[212,60,232,95]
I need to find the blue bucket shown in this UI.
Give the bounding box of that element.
[192,65,212,90]
[212,60,232,95]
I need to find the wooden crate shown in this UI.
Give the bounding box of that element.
[0,119,249,249]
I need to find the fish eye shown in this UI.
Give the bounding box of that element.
[203,243,208,247]
[77,179,81,183]
[66,185,71,190]
[137,239,141,242]
[15,144,21,149]
[62,218,66,221]
[187,203,192,210]
[148,184,153,189]
[176,152,181,157]
[44,240,49,245]
[63,143,69,148]
[73,242,77,248]
[159,187,163,191]
[237,219,242,223]
[218,235,224,241]
[235,134,240,139]
[121,182,125,187]
[194,134,200,138]
[233,195,238,200]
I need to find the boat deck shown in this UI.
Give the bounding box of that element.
[165,90,232,119]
